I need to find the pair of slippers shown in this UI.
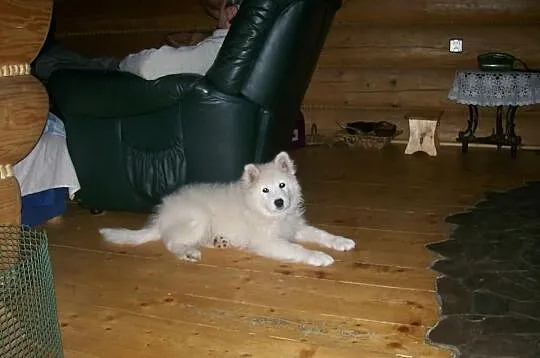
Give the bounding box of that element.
[343,121,398,138]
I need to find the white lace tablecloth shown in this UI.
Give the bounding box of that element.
[448,71,540,106]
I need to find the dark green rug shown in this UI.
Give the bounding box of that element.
[425,181,540,358]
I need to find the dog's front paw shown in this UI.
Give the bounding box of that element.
[179,248,202,262]
[305,251,335,267]
[329,236,356,251]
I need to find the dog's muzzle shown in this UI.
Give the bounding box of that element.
[274,198,284,209]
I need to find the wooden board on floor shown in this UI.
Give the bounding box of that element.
[44,147,540,357]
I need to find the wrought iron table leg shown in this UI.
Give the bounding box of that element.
[505,105,520,158]
[458,104,479,153]
[495,106,504,150]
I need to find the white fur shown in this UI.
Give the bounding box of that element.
[100,152,355,267]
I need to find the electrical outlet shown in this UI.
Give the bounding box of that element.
[449,39,463,53]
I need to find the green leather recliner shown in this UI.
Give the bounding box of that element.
[46,0,342,213]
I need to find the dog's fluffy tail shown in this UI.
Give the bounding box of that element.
[99,225,160,246]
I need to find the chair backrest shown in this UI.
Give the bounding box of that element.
[206,0,342,110]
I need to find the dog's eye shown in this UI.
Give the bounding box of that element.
[262,187,269,193]
[279,182,286,188]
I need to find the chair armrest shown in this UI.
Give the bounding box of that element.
[47,69,202,118]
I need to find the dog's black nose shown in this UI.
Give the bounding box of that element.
[274,198,284,208]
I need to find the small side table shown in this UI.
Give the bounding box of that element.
[448,70,540,157]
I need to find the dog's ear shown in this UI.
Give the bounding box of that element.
[274,151,296,174]
[242,164,260,185]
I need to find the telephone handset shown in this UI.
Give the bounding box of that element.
[477,52,529,71]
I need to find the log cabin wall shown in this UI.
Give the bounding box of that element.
[304,0,540,146]
[53,0,540,145]
[52,0,216,57]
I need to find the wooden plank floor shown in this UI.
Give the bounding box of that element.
[44,146,540,358]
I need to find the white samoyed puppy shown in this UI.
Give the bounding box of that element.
[99,151,355,266]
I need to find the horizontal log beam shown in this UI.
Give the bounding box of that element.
[54,0,212,35]
[310,67,456,92]
[320,24,540,69]
[336,0,540,25]
[305,88,458,109]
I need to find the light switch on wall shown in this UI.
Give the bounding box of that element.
[449,39,463,53]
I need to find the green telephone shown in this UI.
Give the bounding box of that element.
[477,52,529,71]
